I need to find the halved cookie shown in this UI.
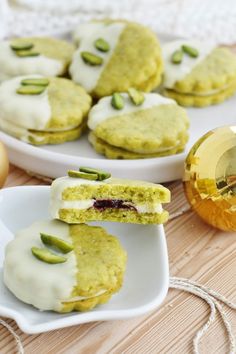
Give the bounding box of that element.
[50,169,170,224]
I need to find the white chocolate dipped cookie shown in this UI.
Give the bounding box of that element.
[162,39,236,107]
[4,220,127,312]
[0,37,75,82]
[70,20,163,98]
[87,90,189,159]
[0,75,91,145]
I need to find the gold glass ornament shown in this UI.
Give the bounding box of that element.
[183,126,236,231]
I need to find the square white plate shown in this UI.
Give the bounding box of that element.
[0,186,169,333]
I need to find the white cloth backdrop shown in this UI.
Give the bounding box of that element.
[2,0,236,43]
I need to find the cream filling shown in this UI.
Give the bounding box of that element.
[3,220,77,312]
[0,116,81,142]
[0,75,51,131]
[163,39,215,89]
[69,22,125,92]
[88,131,180,154]
[50,198,163,219]
[167,84,230,96]
[0,41,63,82]
[88,93,176,130]
[62,289,107,303]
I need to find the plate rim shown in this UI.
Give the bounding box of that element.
[0,185,169,334]
[0,131,184,167]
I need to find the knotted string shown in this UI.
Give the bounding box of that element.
[0,318,24,354]
[169,277,236,354]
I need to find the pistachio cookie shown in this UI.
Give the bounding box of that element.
[87,91,189,159]
[162,39,236,107]
[70,20,163,98]
[4,220,127,312]
[0,37,75,82]
[0,76,92,145]
[50,167,170,224]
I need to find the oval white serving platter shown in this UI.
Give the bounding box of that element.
[1,95,236,182]
[1,32,236,183]
[0,185,169,334]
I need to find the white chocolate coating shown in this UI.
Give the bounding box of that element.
[88,93,176,130]
[0,41,63,82]
[163,39,215,88]
[0,76,51,131]
[73,22,108,46]
[3,220,77,312]
[69,22,125,92]
[0,118,45,143]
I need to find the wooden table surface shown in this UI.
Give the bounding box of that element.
[1,165,236,354]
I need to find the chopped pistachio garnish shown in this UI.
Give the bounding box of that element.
[111,93,124,110]
[81,51,103,65]
[31,247,67,264]
[40,233,74,254]
[79,167,111,181]
[171,50,183,64]
[21,78,49,87]
[182,44,199,58]
[10,42,34,51]
[94,38,110,52]
[16,85,46,95]
[15,50,40,57]
[68,170,98,180]
[128,88,145,106]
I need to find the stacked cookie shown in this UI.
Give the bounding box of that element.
[88,91,189,159]
[162,39,236,107]
[0,76,91,144]
[4,220,127,312]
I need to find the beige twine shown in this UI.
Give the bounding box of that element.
[0,318,24,354]
[169,277,236,354]
[1,277,236,354]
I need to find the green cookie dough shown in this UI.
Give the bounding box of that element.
[62,223,127,312]
[46,77,92,131]
[27,122,86,146]
[50,175,170,225]
[89,132,187,159]
[58,208,169,225]
[164,78,236,107]
[94,21,163,97]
